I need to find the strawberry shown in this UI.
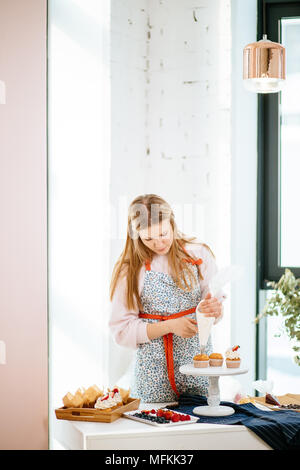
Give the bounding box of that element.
[156,409,164,417]
[232,345,240,351]
[171,414,180,422]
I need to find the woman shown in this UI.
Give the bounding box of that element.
[109,194,226,403]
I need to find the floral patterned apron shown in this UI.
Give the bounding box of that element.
[130,255,212,403]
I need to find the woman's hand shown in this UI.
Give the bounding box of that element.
[146,317,198,341]
[198,292,223,323]
[168,317,198,338]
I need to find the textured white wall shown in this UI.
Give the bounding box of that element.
[144,0,231,263]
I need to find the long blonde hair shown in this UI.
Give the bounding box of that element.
[110,194,213,311]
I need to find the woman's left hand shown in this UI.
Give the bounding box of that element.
[198,292,223,324]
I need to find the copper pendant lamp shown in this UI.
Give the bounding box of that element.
[243,0,286,94]
[243,34,286,93]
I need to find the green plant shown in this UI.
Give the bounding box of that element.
[255,268,300,366]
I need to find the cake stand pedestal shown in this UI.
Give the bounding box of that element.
[179,364,248,417]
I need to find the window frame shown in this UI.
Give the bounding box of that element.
[257,0,300,290]
[256,0,300,380]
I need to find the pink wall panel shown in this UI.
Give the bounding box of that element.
[0,0,48,449]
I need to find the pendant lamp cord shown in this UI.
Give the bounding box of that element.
[263,0,267,38]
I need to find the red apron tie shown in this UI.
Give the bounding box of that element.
[141,247,202,397]
[139,306,197,397]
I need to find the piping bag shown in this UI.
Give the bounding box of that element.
[196,265,244,354]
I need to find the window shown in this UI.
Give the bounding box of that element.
[257,0,300,389]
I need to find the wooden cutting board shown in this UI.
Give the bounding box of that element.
[254,394,300,412]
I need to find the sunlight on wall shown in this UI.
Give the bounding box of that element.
[48,0,111,447]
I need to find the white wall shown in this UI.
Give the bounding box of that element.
[48,0,111,448]
[144,0,231,259]
[230,0,258,393]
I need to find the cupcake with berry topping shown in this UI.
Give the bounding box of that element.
[94,388,123,412]
[193,353,209,368]
[225,345,241,368]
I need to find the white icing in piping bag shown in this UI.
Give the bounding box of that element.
[196,265,244,352]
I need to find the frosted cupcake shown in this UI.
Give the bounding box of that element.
[225,345,241,368]
[193,354,209,368]
[209,353,224,367]
[94,388,123,412]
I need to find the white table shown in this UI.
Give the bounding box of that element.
[53,402,272,450]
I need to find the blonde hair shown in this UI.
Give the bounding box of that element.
[109,194,214,311]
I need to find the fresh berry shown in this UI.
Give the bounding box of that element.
[133,409,192,425]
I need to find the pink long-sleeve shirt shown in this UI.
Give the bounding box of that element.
[109,241,226,350]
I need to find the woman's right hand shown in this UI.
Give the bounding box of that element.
[168,317,198,338]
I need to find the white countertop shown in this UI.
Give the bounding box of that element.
[53,402,272,450]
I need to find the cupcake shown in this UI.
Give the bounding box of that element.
[193,354,209,368]
[209,353,224,367]
[94,388,123,412]
[225,345,241,368]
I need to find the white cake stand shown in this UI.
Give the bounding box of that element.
[179,363,249,417]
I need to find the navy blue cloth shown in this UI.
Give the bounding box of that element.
[167,394,300,450]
